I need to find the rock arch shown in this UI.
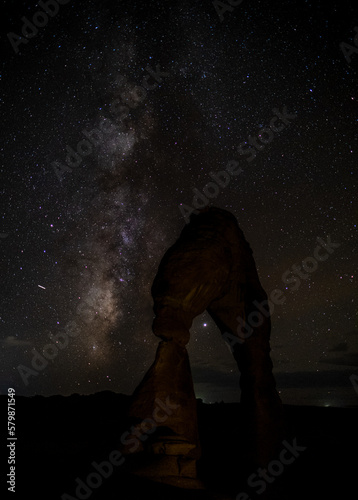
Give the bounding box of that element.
[121,207,284,488]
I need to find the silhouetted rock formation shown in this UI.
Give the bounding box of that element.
[124,207,284,487]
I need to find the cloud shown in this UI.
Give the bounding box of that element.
[328,342,348,352]
[276,370,357,389]
[192,365,356,390]
[192,366,240,389]
[2,336,32,347]
[319,353,358,367]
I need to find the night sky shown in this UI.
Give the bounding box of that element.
[1,0,357,406]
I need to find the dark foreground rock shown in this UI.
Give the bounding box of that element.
[1,391,356,500]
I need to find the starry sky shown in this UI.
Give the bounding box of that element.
[1,0,357,406]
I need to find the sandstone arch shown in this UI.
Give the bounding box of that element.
[121,207,284,488]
